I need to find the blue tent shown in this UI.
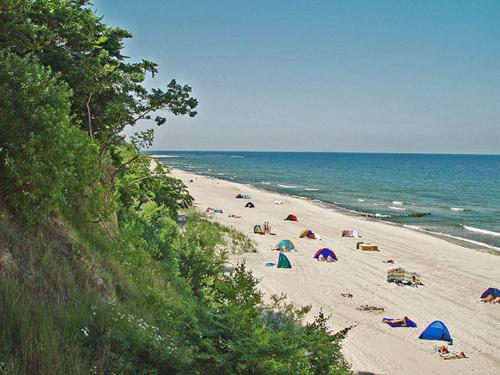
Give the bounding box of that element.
[313,248,337,261]
[480,287,500,299]
[418,321,452,342]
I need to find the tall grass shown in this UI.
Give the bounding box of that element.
[0,207,350,374]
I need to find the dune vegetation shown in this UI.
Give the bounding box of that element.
[0,1,350,374]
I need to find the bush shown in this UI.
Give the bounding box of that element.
[0,52,102,223]
[0,2,351,373]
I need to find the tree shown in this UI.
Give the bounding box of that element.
[0,0,198,156]
[0,52,102,222]
[0,0,198,226]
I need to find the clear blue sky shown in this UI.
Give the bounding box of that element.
[94,0,500,153]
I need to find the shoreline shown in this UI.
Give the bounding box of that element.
[169,166,500,256]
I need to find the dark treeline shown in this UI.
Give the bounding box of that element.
[0,1,350,374]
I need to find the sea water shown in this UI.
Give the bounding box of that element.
[148,151,500,250]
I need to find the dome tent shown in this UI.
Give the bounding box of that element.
[245,202,255,208]
[277,252,292,269]
[285,214,298,222]
[275,239,296,252]
[313,248,337,261]
[481,287,500,299]
[253,224,263,234]
[418,321,452,343]
[300,229,316,239]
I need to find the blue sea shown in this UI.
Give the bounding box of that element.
[148,151,500,250]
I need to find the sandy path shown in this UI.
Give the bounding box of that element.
[172,168,500,375]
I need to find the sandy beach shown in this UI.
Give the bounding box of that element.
[172,168,500,375]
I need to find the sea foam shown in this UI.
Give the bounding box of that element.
[403,226,500,252]
[463,225,500,237]
[403,224,421,230]
[388,206,406,211]
[149,154,180,158]
[374,213,392,218]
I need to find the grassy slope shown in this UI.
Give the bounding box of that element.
[0,203,350,375]
[0,209,185,374]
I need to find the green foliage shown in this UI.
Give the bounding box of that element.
[0,202,351,374]
[0,1,351,374]
[0,280,92,374]
[303,311,352,375]
[0,52,102,223]
[174,219,228,296]
[203,219,257,254]
[1,0,197,224]
[114,146,193,219]
[267,293,313,322]
[0,0,198,149]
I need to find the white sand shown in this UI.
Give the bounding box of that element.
[172,168,500,375]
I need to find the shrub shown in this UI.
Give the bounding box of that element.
[0,52,102,223]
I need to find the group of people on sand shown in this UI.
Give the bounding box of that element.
[383,316,410,327]
[263,221,272,234]
[317,253,336,262]
[481,294,500,303]
[436,345,467,360]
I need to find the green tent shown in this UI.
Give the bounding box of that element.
[277,252,292,269]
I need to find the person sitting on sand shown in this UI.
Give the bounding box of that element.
[436,345,449,354]
[493,296,500,304]
[326,255,335,262]
[318,254,325,262]
[482,294,495,302]
[384,316,409,326]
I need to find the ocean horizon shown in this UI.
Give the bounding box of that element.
[147,151,500,250]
